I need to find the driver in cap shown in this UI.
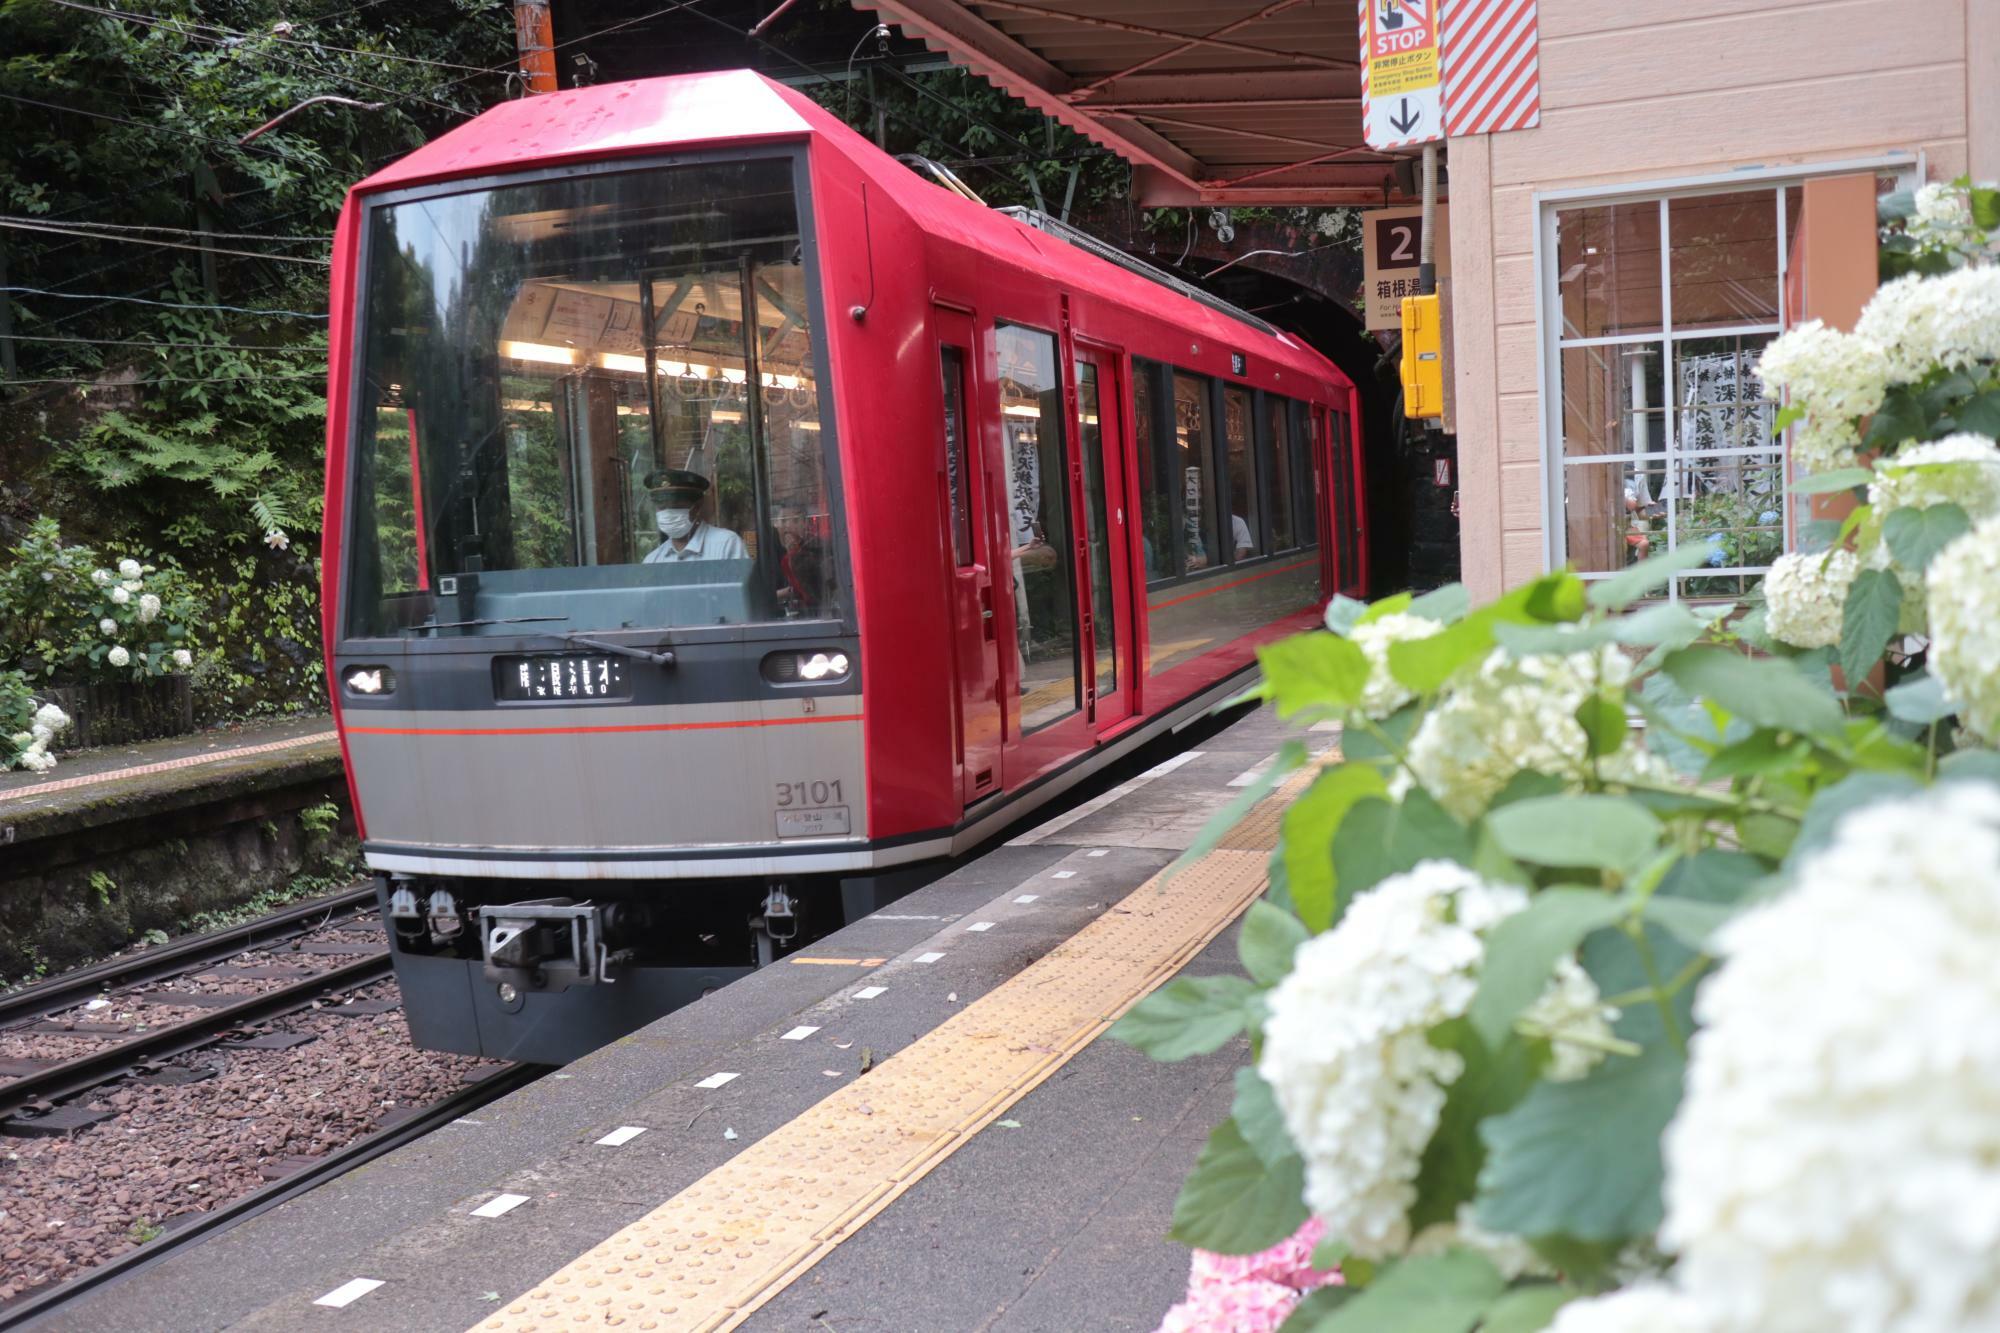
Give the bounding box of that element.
[642,469,748,562]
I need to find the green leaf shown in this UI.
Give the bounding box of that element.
[1700,730,1809,782]
[1493,619,1619,656]
[1332,790,1475,900]
[1882,503,1971,573]
[1839,567,1903,690]
[1641,896,1735,950]
[1388,578,1573,693]
[1863,384,1928,450]
[1278,1287,1356,1330]
[1167,741,1306,876]
[1313,1251,1506,1333]
[1260,635,1370,719]
[1613,600,1720,653]
[1411,1023,1541,1232]
[1782,770,1923,872]
[1972,186,2000,230]
[1770,403,1805,435]
[1952,389,2000,438]
[1661,647,1847,739]
[1480,1286,1577,1333]
[1281,763,1390,932]
[1484,795,1662,873]
[1468,889,1629,1049]
[1788,466,1874,496]
[1239,900,1310,987]
[1884,671,1953,725]
[1231,1065,1297,1168]
[1408,582,1471,624]
[1358,591,1416,624]
[1575,693,1627,758]
[1323,595,1369,636]
[1475,1037,1687,1242]
[1586,544,1713,611]
[1941,749,2000,785]
[1169,1116,1309,1255]
[1109,974,1261,1061]
[1341,701,1422,767]
[1877,186,1915,223]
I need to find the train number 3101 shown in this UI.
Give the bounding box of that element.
[775,779,844,809]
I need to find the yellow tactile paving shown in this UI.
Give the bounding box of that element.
[472,768,1310,1333]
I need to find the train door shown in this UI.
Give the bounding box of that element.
[934,308,1004,805]
[1074,346,1134,729]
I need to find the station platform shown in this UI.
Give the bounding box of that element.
[39,706,1331,1333]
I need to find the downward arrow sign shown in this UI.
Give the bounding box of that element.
[1390,97,1422,135]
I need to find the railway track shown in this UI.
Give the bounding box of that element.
[0,1062,543,1331]
[0,886,388,1126]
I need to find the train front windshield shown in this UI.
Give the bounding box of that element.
[344,157,844,638]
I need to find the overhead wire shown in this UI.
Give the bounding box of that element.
[0,287,328,319]
[5,218,330,244]
[39,0,509,75]
[3,370,326,386]
[0,218,330,266]
[5,333,321,352]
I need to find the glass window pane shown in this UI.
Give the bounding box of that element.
[1558,342,1666,459]
[939,346,972,568]
[1266,399,1296,551]
[1672,333,1776,455]
[1668,191,1779,330]
[997,324,1079,733]
[1223,386,1261,560]
[1556,201,1662,339]
[1563,460,1657,575]
[350,158,846,638]
[1173,372,1220,573]
[1077,361,1116,696]
[1133,361,1177,583]
[1675,452,1785,577]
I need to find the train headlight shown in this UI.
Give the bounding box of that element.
[343,665,394,697]
[761,649,852,685]
[798,651,851,682]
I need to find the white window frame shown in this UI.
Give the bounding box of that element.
[1533,153,1922,597]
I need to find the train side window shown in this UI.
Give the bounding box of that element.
[996,323,1081,733]
[1132,359,1177,584]
[939,345,973,567]
[1172,372,1220,573]
[1222,385,1261,561]
[1265,395,1297,552]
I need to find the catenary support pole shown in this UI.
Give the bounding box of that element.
[514,0,558,94]
[1418,142,1438,296]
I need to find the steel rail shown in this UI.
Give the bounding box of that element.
[0,951,392,1121]
[0,885,376,1028]
[0,1062,544,1332]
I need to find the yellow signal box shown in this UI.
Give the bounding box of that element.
[1400,292,1443,420]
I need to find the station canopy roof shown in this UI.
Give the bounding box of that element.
[855,0,1404,206]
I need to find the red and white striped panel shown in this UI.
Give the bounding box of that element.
[1441,0,1541,137]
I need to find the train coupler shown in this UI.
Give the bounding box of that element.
[478,898,617,993]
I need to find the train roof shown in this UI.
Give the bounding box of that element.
[349,70,1349,389]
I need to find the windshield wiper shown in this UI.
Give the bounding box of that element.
[559,630,676,668]
[413,615,570,632]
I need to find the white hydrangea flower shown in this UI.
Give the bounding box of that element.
[1663,782,2000,1333]
[117,558,141,579]
[1854,267,2000,385]
[109,586,131,605]
[1258,861,1612,1261]
[1908,182,1985,257]
[1347,612,1442,720]
[1547,1283,1716,1333]
[39,570,53,582]
[8,730,30,748]
[99,617,118,635]
[29,722,52,744]
[90,568,113,587]
[107,646,131,668]
[1756,319,1889,424]
[1523,955,1620,1081]
[1868,433,2000,521]
[20,746,57,773]
[1761,549,1859,650]
[1926,515,2000,742]
[32,704,67,734]
[172,648,193,669]
[138,592,161,623]
[265,528,290,551]
[1400,646,1655,820]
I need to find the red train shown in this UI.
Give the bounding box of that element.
[321,70,1367,1062]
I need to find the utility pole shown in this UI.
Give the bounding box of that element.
[1417,143,1438,296]
[514,0,558,94]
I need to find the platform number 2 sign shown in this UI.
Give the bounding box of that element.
[1361,204,1451,332]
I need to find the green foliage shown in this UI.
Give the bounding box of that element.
[1110,974,1262,1062]
[1170,1115,1310,1255]
[1302,1250,1505,1333]
[0,517,200,685]
[297,798,341,836]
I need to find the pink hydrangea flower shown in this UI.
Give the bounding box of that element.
[1154,1217,1344,1333]
[1155,1279,1299,1333]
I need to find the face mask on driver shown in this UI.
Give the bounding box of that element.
[657,508,694,540]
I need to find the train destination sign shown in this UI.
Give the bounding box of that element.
[1361,0,1444,150]
[495,654,631,702]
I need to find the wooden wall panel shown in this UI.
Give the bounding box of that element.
[1448,135,1505,603]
